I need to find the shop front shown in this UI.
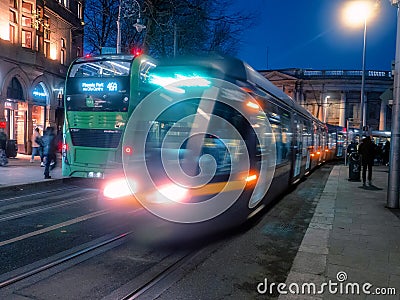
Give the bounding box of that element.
[5,77,27,153]
[28,82,49,153]
[32,82,48,131]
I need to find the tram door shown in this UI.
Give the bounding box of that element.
[304,121,312,171]
[293,121,302,178]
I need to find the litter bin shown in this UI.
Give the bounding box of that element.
[6,139,17,158]
[348,152,361,181]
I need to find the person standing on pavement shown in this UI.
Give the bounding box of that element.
[42,126,57,179]
[0,129,8,166]
[358,136,375,187]
[31,127,44,166]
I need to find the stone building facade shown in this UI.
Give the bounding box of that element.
[261,69,393,132]
[0,0,84,154]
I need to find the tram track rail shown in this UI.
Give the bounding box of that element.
[0,186,89,204]
[0,194,99,222]
[0,231,133,289]
[120,249,202,300]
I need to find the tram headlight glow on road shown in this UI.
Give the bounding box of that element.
[103,178,136,199]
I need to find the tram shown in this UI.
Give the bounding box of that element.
[100,55,343,226]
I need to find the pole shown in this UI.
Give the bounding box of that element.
[173,24,177,57]
[116,0,122,54]
[359,17,367,138]
[387,4,400,209]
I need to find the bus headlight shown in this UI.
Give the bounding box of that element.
[88,172,103,178]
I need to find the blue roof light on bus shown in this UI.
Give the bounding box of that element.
[148,73,211,94]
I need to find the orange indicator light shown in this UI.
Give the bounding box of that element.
[245,174,257,182]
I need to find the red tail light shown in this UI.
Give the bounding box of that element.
[124,146,133,155]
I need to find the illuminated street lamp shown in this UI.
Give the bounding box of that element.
[342,1,376,136]
[116,0,146,54]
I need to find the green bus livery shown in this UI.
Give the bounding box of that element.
[62,54,157,178]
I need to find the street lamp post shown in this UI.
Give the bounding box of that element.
[387,0,400,209]
[343,1,375,138]
[360,16,367,137]
[116,0,146,54]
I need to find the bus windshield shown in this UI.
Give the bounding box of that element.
[69,57,133,77]
[66,57,133,112]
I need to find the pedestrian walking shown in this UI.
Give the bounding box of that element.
[42,126,57,179]
[358,136,375,187]
[0,129,8,167]
[31,127,44,166]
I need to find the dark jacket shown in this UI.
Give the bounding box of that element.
[358,137,375,164]
[347,142,357,155]
[42,127,57,156]
[0,131,6,151]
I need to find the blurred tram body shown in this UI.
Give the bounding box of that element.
[101,55,344,228]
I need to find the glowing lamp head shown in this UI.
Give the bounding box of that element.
[342,1,376,27]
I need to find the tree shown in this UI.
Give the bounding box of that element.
[84,0,119,54]
[84,0,257,57]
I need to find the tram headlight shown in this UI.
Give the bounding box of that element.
[147,183,189,204]
[103,178,136,199]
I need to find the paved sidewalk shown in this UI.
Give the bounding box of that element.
[0,153,62,188]
[281,164,400,300]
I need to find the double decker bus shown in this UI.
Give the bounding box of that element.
[62,54,157,178]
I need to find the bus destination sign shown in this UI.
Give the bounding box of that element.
[81,81,118,93]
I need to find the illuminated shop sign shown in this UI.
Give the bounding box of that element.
[5,101,18,109]
[32,83,48,105]
[80,81,119,93]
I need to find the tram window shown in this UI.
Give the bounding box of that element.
[145,99,251,176]
[267,103,291,165]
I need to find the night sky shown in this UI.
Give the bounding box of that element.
[235,0,397,71]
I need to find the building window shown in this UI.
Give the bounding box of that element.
[58,0,69,8]
[7,77,24,100]
[44,41,50,57]
[9,25,16,43]
[22,30,32,48]
[22,16,32,27]
[22,1,33,14]
[9,10,17,23]
[78,2,83,19]
[10,0,18,9]
[43,16,50,40]
[61,50,66,64]
[61,38,66,64]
